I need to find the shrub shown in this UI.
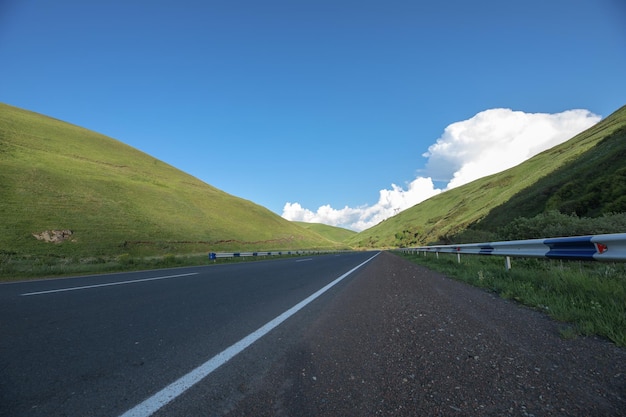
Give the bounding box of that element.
[497,211,626,240]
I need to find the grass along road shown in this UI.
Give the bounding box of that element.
[397,251,626,347]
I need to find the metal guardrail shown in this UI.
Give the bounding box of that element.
[399,233,626,269]
[208,250,334,260]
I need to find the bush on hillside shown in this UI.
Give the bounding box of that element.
[497,211,626,240]
[394,227,424,247]
[547,167,626,217]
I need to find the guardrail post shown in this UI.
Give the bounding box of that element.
[505,256,511,271]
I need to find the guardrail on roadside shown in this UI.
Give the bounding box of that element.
[208,250,334,260]
[399,233,626,269]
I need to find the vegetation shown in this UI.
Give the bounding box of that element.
[348,105,626,248]
[0,250,331,281]
[0,102,345,280]
[450,211,626,243]
[475,124,626,231]
[293,221,356,243]
[497,211,626,240]
[0,252,211,280]
[397,251,626,347]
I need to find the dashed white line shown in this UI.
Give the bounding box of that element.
[118,252,380,417]
[295,258,314,262]
[20,273,199,296]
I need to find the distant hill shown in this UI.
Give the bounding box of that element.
[293,221,357,242]
[0,103,342,258]
[347,105,626,248]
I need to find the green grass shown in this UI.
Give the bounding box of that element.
[478,124,626,231]
[397,251,626,347]
[0,102,344,271]
[348,104,626,248]
[0,250,332,282]
[293,221,357,242]
[0,252,210,280]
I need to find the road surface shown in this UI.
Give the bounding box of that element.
[1,251,624,416]
[0,252,377,417]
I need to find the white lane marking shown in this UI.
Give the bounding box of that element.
[118,252,380,417]
[20,273,199,296]
[295,258,313,262]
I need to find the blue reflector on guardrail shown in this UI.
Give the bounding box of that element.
[479,245,494,255]
[545,236,596,260]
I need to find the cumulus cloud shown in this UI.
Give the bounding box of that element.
[424,108,601,189]
[283,176,441,231]
[282,108,601,231]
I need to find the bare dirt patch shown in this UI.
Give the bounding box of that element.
[32,229,73,243]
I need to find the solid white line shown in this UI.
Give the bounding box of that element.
[20,273,199,296]
[118,252,380,417]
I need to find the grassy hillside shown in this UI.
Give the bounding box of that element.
[293,221,357,243]
[0,103,340,259]
[348,105,626,248]
[477,123,626,230]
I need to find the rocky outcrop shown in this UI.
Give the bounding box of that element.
[32,230,73,243]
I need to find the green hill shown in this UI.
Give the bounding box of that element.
[0,103,341,259]
[347,104,626,248]
[293,221,357,243]
[4,100,624,261]
[478,120,626,230]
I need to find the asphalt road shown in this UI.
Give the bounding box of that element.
[0,251,379,417]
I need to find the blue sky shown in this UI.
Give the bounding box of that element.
[1,0,625,230]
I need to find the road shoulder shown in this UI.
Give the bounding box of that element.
[224,251,626,416]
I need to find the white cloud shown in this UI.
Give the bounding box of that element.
[283,108,601,231]
[283,176,441,231]
[424,108,601,189]
[282,202,363,227]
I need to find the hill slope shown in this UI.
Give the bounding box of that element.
[0,103,339,257]
[293,221,357,243]
[348,104,626,248]
[477,122,626,230]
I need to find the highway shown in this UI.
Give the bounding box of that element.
[0,251,379,417]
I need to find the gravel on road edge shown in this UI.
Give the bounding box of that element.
[225,251,626,416]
